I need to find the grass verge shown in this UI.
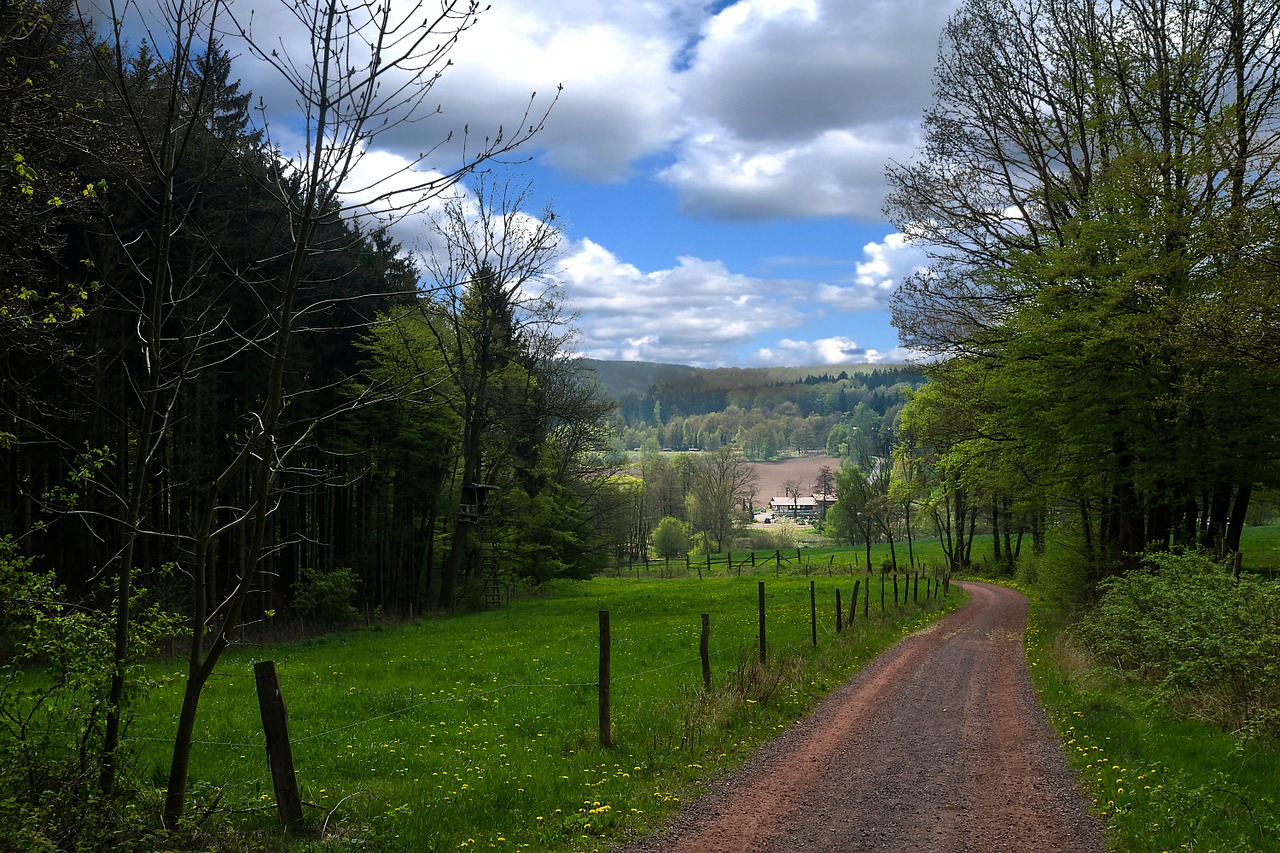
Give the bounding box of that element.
[1025,595,1280,852]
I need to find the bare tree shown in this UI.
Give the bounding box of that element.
[782,478,802,504]
[688,446,757,552]
[77,0,555,824]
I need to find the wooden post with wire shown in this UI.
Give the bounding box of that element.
[254,660,303,832]
[758,581,767,664]
[810,580,817,647]
[599,610,611,748]
[700,613,711,688]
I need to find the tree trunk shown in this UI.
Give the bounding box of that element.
[1225,481,1252,553]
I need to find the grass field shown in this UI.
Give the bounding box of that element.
[1240,522,1280,575]
[614,537,993,579]
[128,570,960,851]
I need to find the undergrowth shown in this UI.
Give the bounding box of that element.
[1024,559,1280,853]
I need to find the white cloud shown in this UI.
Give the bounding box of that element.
[750,336,916,365]
[555,239,810,366]
[191,0,960,222]
[400,2,687,182]
[684,0,941,140]
[662,0,961,219]
[816,232,931,309]
[660,126,907,220]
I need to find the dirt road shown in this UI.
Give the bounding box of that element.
[618,581,1104,852]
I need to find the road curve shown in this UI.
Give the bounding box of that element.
[617,581,1104,853]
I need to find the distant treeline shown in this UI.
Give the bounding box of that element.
[588,363,927,458]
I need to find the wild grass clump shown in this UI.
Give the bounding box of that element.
[1076,550,1280,739]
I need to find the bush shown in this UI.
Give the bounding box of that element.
[649,517,691,558]
[1077,550,1280,739]
[742,521,799,551]
[0,538,183,850]
[289,565,360,626]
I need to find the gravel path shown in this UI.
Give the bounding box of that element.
[616,581,1104,852]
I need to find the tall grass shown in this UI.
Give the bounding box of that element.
[127,570,959,851]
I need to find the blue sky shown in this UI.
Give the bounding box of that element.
[228,0,964,367]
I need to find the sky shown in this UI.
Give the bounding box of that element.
[241,0,964,367]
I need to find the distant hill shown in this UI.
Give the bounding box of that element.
[579,359,699,400]
[580,359,926,457]
[580,359,909,404]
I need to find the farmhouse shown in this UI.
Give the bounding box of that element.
[769,492,836,520]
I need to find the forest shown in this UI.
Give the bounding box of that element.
[0,0,628,836]
[876,0,1280,582]
[598,360,923,457]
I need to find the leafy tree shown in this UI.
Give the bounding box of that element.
[828,463,876,571]
[886,0,1280,577]
[418,177,582,605]
[649,516,691,558]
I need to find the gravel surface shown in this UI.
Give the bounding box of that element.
[616,581,1104,853]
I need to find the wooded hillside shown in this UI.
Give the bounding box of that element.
[589,360,925,457]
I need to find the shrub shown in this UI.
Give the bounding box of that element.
[1077,550,1280,738]
[742,521,799,551]
[289,565,360,626]
[649,517,691,558]
[0,538,182,850]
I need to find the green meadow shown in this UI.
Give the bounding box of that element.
[128,568,959,851]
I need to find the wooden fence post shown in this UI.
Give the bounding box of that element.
[810,580,817,648]
[835,588,843,633]
[893,573,899,607]
[758,581,767,664]
[700,613,711,689]
[599,610,611,748]
[852,579,860,625]
[253,660,304,833]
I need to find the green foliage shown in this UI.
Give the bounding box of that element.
[1077,550,1280,739]
[606,364,923,455]
[505,480,604,583]
[649,516,691,557]
[0,538,183,850]
[1028,591,1280,852]
[289,566,361,626]
[742,521,798,551]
